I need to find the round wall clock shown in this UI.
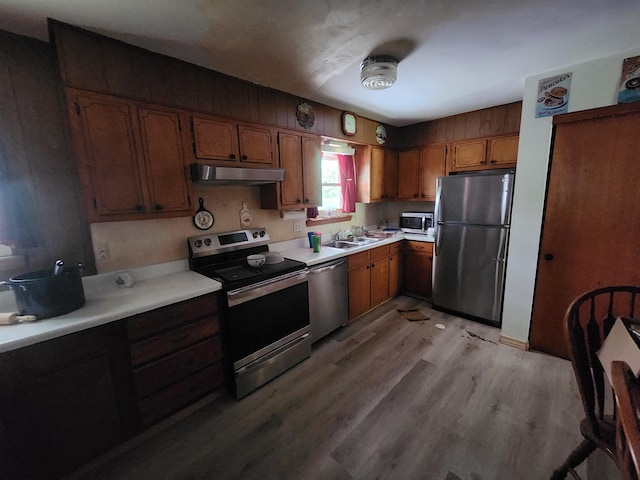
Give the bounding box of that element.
[342,111,357,136]
[193,197,214,230]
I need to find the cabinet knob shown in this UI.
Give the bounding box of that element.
[153,204,163,211]
[371,263,375,268]
[544,253,554,261]
[490,160,497,164]
[304,198,309,203]
[134,204,144,212]
[241,155,248,160]
[296,199,301,203]
[414,193,419,198]
[229,154,236,159]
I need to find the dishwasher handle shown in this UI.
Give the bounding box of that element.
[309,259,346,274]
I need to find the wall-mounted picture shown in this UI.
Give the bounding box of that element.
[618,55,640,104]
[536,72,572,118]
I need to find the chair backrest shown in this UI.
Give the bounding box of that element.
[612,360,640,480]
[564,286,640,441]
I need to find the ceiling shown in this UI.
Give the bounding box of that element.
[1,0,639,127]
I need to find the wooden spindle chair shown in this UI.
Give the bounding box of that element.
[551,286,640,480]
[612,360,640,480]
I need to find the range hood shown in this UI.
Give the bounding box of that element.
[190,164,285,185]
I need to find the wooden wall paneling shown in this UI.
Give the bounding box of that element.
[195,68,215,115]
[453,114,466,140]
[504,102,522,133]
[257,88,278,126]
[139,53,175,106]
[49,22,108,91]
[102,46,139,98]
[444,117,456,143]
[434,119,448,145]
[489,105,507,136]
[313,103,326,136]
[225,77,253,121]
[0,32,94,275]
[170,61,199,111]
[479,109,493,137]
[464,110,482,139]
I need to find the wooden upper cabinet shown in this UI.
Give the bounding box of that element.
[383,149,398,200]
[451,139,487,171]
[356,145,395,203]
[137,108,190,213]
[369,147,385,201]
[397,146,447,201]
[191,114,274,167]
[449,135,518,172]
[397,149,421,199]
[420,144,447,200]
[260,131,321,210]
[487,135,519,167]
[66,88,192,222]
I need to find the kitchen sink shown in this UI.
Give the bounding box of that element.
[325,237,382,249]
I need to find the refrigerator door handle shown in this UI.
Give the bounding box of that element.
[434,180,443,256]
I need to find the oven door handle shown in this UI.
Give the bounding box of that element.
[227,270,309,307]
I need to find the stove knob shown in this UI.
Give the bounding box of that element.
[204,238,212,246]
[259,230,265,237]
[195,240,203,248]
[253,232,258,238]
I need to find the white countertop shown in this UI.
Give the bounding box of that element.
[0,260,222,353]
[272,232,433,266]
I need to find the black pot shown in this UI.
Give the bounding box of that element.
[1,263,85,319]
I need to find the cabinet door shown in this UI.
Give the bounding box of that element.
[397,149,421,199]
[191,116,238,161]
[72,93,146,217]
[388,243,403,297]
[420,144,447,200]
[452,139,487,170]
[237,123,274,165]
[370,147,385,201]
[301,135,322,205]
[137,108,190,214]
[370,257,390,305]
[487,135,518,166]
[278,132,304,206]
[349,264,371,320]
[404,247,433,298]
[383,149,398,200]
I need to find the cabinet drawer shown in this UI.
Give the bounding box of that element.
[405,241,433,253]
[137,363,223,427]
[127,295,218,341]
[348,250,370,269]
[370,244,390,260]
[129,317,219,367]
[133,337,222,398]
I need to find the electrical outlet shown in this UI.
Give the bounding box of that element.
[96,243,110,259]
[293,221,303,232]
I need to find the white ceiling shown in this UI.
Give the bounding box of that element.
[1,0,639,127]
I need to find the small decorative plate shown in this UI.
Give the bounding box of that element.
[193,197,214,230]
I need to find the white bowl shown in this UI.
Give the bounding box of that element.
[247,254,266,268]
[264,251,284,264]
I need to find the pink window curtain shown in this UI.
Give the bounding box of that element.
[338,154,356,213]
[0,155,39,249]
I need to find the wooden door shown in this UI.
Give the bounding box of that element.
[301,135,321,205]
[278,133,303,206]
[237,123,274,165]
[452,139,486,170]
[71,92,146,217]
[420,144,447,200]
[383,149,398,200]
[369,147,385,201]
[397,149,421,199]
[371,257,390,305]
[488,135,518,167]
[191,116,238,161]
[137,108,190,214]
[530,104,640,358]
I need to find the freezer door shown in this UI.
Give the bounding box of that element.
[432,224,509,324]
[435,172,513,226]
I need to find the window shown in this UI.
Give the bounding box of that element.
[320,152,342,212]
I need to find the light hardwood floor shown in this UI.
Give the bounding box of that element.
[68,296,621,480]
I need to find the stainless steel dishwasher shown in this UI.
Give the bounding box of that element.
[308,258,348,343]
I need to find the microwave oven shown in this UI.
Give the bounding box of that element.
[399,212,434,234]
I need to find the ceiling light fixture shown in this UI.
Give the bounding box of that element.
[360,55,398,90]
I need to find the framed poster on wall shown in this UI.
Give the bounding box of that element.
[618,55,640,104]
[535,72,572,118]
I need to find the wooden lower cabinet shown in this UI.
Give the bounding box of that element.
[403,240,433,299]
[126,294,224,428]
[0,322,135,480]
[348,243,402,320]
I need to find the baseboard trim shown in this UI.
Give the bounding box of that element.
[499,334,529,351]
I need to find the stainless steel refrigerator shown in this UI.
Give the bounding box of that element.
[432,170,514,326]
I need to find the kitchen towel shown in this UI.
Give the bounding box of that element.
[0,312,38,325]
[397,308,430,322]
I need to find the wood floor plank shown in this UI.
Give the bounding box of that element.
[66,296,619,480]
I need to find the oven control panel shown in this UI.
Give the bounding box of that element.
[188,228,270,257]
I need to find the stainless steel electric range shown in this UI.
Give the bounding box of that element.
[188,228,310,399]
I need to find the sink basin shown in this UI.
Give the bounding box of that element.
[325,237,382,249]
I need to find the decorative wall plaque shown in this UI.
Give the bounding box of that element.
[296,102,315,129]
